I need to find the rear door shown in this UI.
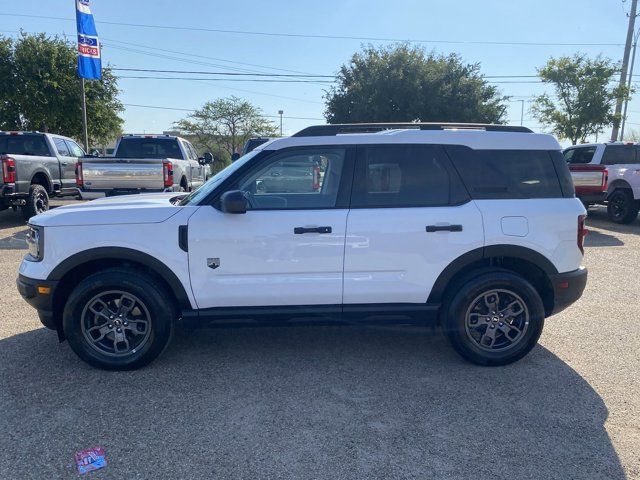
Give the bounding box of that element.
[343,144,484,305]
[52,137,76,188]
[187,146,354,308]
[64,139,85,187]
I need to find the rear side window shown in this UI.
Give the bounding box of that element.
[0,135,51,156]
[564,146,596,164]
[53,138,70,156]
[602,145,637,165]
[116,138,183,159]
[447,147,564,199]
[351,145,469,208]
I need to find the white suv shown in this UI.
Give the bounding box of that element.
[17,123,588,370]
[564,142,640,223]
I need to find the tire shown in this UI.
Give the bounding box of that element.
[62,268,175,370]
[607,189,640,224]
[442,271,545,366]
[21,184,49,220]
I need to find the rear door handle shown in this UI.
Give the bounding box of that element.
[60,162,68,166]
[294,226,332,234]
[426,224,463,232]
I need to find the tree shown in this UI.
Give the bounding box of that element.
[0,33,123,146]
[324,44,507,124]
[532,54,627,145]
[175,96,277,172]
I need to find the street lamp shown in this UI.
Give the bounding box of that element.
[621,26,640,141]
[507,99,525,126]
[278,110,284,136]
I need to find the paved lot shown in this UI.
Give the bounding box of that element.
[0,202,638,479]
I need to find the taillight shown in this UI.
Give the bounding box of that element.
[312,165,320,191]
[577,214,587,255]
[75,160,83,187]
[163,161,174,188]
[2,156,16,183]
[602,168,608,190]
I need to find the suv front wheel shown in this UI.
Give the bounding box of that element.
[443,271,545,366]
[63,268,175,370]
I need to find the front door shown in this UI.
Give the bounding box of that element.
[343,144,484,305]
[188,146,353,309]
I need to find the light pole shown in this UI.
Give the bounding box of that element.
[621,26,640,141]
[278,110,284,136]
[507,99,525,126]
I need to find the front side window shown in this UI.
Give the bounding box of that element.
[602,145,637,165]
[232,148,346,209]
[54,138,70,156]
[351,145,468,208]
[65,139,85,157]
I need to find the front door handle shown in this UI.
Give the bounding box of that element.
[60,162,68,166]
[426,224,463,233]
[294,226,332,234]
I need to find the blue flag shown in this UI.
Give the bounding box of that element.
[76,0,101,80]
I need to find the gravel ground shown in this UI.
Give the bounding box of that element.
[0,202,638,479]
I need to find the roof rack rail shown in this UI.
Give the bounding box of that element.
[292,123,533,137]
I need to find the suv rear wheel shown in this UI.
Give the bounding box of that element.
[63,268,175,370]
[442,271,544,366]
[607,189,640,224]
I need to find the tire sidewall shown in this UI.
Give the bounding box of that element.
[607,189,638,224]
[22,184,49,220]
[63,270,174,370]
[444,272,545,366]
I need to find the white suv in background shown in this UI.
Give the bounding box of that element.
[17,123,588,370]
[564,142,640,223]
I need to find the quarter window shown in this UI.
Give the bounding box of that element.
[351,145,468,208]
[564,146,596,164]
[233,148,346,209]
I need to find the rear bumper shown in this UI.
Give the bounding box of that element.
[549,267,587,315]
[0,184,27,205]
[80,186,180,199]
[576,192,606,204]
[16,274,59,330]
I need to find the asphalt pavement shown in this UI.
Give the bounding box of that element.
[0,202,638,479]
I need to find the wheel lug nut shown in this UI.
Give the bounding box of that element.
[108,324,113,329]
[499,322,504,326]
[116,328,122,333]
[490,325,495,329]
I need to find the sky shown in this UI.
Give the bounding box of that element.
[0,0,636,143]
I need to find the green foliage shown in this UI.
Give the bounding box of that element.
[175,96,277,173]
[532,54,627,145]
[0,33,123,146]
[324,43,507,124]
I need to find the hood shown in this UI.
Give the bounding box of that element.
[32,193,188,227]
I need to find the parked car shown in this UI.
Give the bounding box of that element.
[241,137,275,156]
[77,134,212,198]
[564,142,640,223]
[18,123,587,370]
[0,131,83,219]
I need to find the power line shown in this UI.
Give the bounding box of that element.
[117,75,334,83]
[123,103,324,120]
[0,13,624,47]
[112,67,335,78]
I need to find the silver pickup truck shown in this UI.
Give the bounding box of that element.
[0,131,82,219]
[78,134,212,198]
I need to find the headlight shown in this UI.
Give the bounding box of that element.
[25,224,44,261]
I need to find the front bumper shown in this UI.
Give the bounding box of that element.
[549,267,588,315]
[16,274,59,330]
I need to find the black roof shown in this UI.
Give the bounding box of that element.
[293,123,533,137]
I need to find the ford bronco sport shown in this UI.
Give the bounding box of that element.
[17,123,588,370]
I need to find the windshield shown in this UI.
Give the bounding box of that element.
[178,150,262,206]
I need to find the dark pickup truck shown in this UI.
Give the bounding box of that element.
[0,131,83,219]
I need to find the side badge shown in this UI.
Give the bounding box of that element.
[207,258,220,270]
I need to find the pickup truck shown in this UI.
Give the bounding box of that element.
[564,142,640,223]
[0,131,82,219]
[77,134,212,198]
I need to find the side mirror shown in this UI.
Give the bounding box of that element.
[219,190,247,214]
[231,152,240,162]
[203,152,214,164]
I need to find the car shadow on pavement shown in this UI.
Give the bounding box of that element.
[585,230,625,248]
[587,207,640,236]
[0,325,625,479]
[0,229,28,250]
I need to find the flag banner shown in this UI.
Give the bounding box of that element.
[76,0,101,79]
